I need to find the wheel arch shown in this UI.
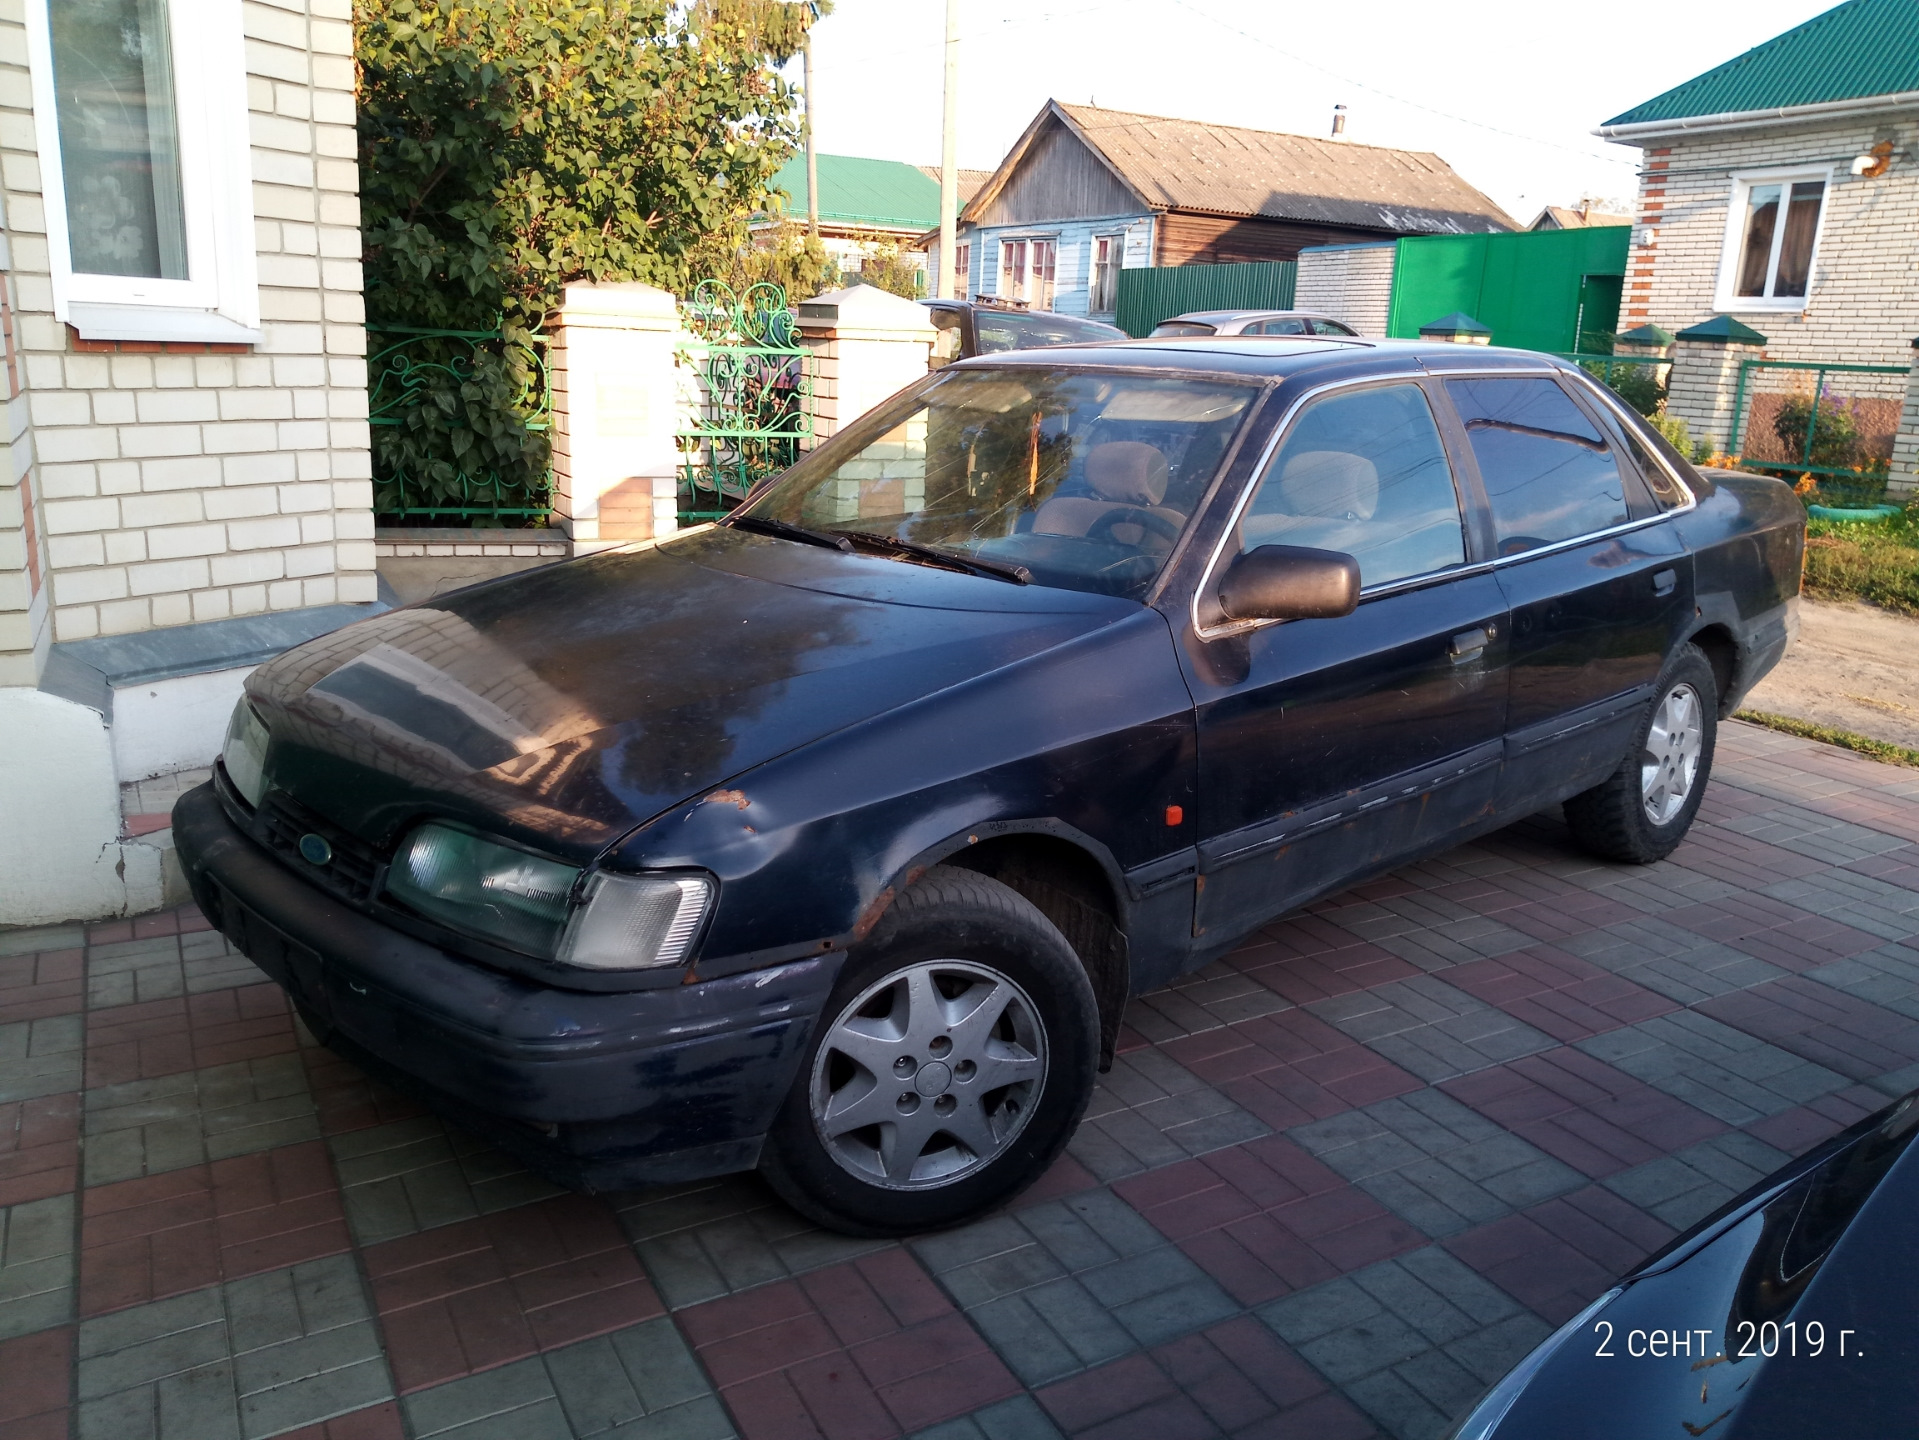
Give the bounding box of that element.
[868,821,1132,1071]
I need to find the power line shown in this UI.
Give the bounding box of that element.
[1166,0,1638,169]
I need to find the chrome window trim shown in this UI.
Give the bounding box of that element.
[1190,363,1699,642]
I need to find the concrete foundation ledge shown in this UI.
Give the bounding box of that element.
[374,526,575,605]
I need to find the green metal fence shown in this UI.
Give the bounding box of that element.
[1113,260,1297,338]
[1728,359,1906,503]
[368,324,553,525]
[674,281,813,523]
[1388,227,1630,354]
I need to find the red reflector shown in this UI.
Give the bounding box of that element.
[1165,805,1184,826]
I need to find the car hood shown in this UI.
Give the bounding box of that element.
[247,526,1136,861]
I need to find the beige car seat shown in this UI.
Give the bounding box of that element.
[1032,441,1182,546]
[1242,449,1379,552]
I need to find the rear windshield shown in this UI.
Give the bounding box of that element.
[738,368,1258,600]
[1150,321,1217,338]
[975,310,1126,352]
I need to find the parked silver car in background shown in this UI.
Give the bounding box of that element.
[1149,308,1358,338]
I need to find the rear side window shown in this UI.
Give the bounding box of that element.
[1310,318,1355,336]
[1446,377,1629,556]
[1255,317,1309,335]
[1238,382,1465,588]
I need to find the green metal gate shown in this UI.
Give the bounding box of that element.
[675,281,813,523]
[368,324,553,524]
[1114,260,1297,338]
[1387,226,1630,353]
[1728,359,1906,503]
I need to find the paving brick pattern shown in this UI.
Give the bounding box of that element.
[6,723,1919,1439]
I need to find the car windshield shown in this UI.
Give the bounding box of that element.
[738,368,1259,599]
[1150,321,1217,337]
[975,310,1126,352]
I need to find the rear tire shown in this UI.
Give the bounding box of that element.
[761,866,1098,1237]
[1564,644,1718,865]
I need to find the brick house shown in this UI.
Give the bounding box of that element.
[0,1,373,924]
[1599,0,1919,369]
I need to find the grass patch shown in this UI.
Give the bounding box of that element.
[1735,709,1919,769]
[1802,505,1919,616]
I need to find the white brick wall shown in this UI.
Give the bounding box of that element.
[1296,244,1395,337]
[0,0,370,667]
[1621,113,1919,366]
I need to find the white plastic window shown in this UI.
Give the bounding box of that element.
[1715,168,1830,313]
[26,0,260,343]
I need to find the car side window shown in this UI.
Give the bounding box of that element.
[1237,382,1466,588]
[1260,318,1308,335]
[1311,318,1355,336]
[1445,377,1629,557]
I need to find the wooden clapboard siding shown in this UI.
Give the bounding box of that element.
[1154,211,1397,267]
[969,121,1143,227]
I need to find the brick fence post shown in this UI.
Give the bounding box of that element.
[1665,316,1768,461]
[547,283,682,551]
[795,286,936,443]
[1887,336,1919,500]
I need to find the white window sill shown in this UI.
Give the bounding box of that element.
[1714,298,1810,315]
[67,302,263,345]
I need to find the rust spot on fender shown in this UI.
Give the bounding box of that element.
[705,789,750,810]
[851,865,929,942]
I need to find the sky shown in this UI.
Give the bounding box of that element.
[793,0,1841,224]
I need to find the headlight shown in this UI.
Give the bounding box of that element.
[222,700,270,808]
[386,822,713,969]
[388,824,578,957]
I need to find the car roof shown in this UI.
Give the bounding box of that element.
[1158,309,1337,325]
[949,337,1565,380]
[920,298,1118,323]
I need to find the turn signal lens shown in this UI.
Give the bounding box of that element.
[559,872,713,970]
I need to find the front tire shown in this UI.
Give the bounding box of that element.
[761,866,1099,1236]
[1564,644,1718,864]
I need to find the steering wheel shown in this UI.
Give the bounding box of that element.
[1085,505,1182,547]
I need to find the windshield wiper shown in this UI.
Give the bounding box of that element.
[727,513,853,553]
[837,530,1031,585]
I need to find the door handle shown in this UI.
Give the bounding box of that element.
[1653,568,1678,597]
[1450,627,1488,662]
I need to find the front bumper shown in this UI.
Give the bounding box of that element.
[172,782,838,1190]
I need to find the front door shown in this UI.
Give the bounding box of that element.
[1184,378,1509,949]
[1439,374,1694,814]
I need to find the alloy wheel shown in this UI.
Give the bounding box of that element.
[809,959,1048,1189]
[1641,681,1704,826]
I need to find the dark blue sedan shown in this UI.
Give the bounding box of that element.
[174,337,1805,1235]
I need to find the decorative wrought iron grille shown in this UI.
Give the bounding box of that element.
[368,324,554,525]
[674,281,812,522]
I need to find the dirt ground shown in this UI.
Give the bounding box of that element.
[1743,596,1919,750]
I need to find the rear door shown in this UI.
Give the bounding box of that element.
[1184,377,1509,947]
[1439,373,1695,815]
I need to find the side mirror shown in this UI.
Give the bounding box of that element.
[1216,544,1360,622]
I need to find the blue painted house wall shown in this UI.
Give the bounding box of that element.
[960,214,1156,317]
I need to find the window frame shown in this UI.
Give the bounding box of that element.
[1713,166,1833,315]
[996,233,1059,308]
[1190,365,1699,641]
[24,0,261,344]
[1089,233,1124,316]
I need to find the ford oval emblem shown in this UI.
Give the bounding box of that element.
[298,833,333,866]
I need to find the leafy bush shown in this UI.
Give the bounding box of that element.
[358,0,818,518]
[1583,359,1665,417]
[1648,410,1691,456]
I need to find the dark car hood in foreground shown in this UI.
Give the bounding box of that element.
[247,526,1136,861]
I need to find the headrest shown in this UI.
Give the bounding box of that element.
[1085,442,1169,506]
[1277,449,1379,521]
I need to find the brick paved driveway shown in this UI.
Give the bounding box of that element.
[6,721,1919,1440]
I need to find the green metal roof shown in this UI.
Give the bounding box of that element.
[1606,0,1919,127]
[767,154,942,230]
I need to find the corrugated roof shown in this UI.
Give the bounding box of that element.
[1530,205,1634,230]
[768,154,943,230]
[918,165,994,204]
[973,103,1511,235]
[1605,0,1919,127]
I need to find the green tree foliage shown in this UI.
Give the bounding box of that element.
[357,0,817,518]
[850,235,925,300]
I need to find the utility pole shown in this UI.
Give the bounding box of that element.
[937,0,960,299]
[803,22,820,240]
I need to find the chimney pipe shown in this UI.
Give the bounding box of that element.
[1331,104,1347,140]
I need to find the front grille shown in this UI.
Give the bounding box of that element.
[258,791,387,904]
